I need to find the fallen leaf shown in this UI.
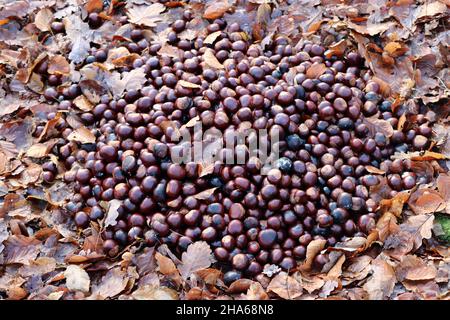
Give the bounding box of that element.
[35,8,53,32]
[178,80,201,89]
[19,257,57,277]
[347,20,396,36]
[64,265,90,293]
[300,239,326,272]
[104,199,121,228]
[3,235,41,265]
[127,3,165,27]
[204,31,222,45]
[203,49,224,69]
[67,126,96,144]
[155,252,178,276]
[243,282,269,300]
[403,214,435,250]
[132,285,178,300]
[203,0,232,20]
[363,117,394,137]
[73,95,94,111]
[395,255,437,282]
[324,39,347,58]
[193,187,217,200]
[25,143,50,158]
[64,15,93,64]
[408,188,445,214]
[306,63,326,78]
[48,55,70,76]
[366,165,386,175]
[91,267,129,299]
[85,0,103,13]
[179,241,215,280]
[196,268,222,285]
[267,272,303,299]
[363,258,396,300]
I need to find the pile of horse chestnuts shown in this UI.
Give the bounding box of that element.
[36,9,434,284]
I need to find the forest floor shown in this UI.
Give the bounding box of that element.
[0,0,449,300]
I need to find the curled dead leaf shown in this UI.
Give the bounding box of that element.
[306,63,326,79]
[267,272,303,299]
[178,80,201,89]
[48,55,70,76]
[64,265,90,293]
[204,49,224,69]
[366,165,386,175]
[408,188,445,214]
[35,8,53,32]
[300,239,326,272]
[203,0,232,20]
[67,126,96,144]
[193,187,217,200]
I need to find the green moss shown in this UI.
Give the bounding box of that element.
[434,214,450,244]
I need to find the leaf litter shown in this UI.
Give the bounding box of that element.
[0,0,448,301]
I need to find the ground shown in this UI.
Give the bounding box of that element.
[0,0,449,300]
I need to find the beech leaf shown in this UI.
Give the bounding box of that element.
[35,8,53,32]
[127,3,165,27]
[178,241,215,280]
[65,265,90,293]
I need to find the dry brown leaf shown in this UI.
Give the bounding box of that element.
[243,282,269,300]
[204,31,222,45]
[393,151,448,161]
[85,0,103,13]
[306,63,326,79]
[3,235,41,265]
[196,268,222,285]
[157,44,184,59]
[296,273,325,294]
[366,165,386,175]
[203,0,232,20]
[267,272,303,299]
[73,95,94,111]
[131,285,178,300]
[18,257,57,277]
[65,265,90,293]
[376,211,400,242]
[35,8,52,32]
[408,188,445,214]
[362,258,396,300]
[91,267,129,299]
[67,126,96,144]
[403,214,435,250]
[347,20,396,36]
[25,143,50,158]
[193,187,217,200]
[300,239,326,272]
[384,42,408,57]
[395,255,437,282]
[198,162,215,177]
[363,117,394,137]
[155,252,178,276]
[324,39,347,58]
[228,279,254,293]
[127,3,165,27]
[179,241,214,280]
[48,55,70,76]
[204,49,224,69]
[178,80,201,89]
[380,191,410,217]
